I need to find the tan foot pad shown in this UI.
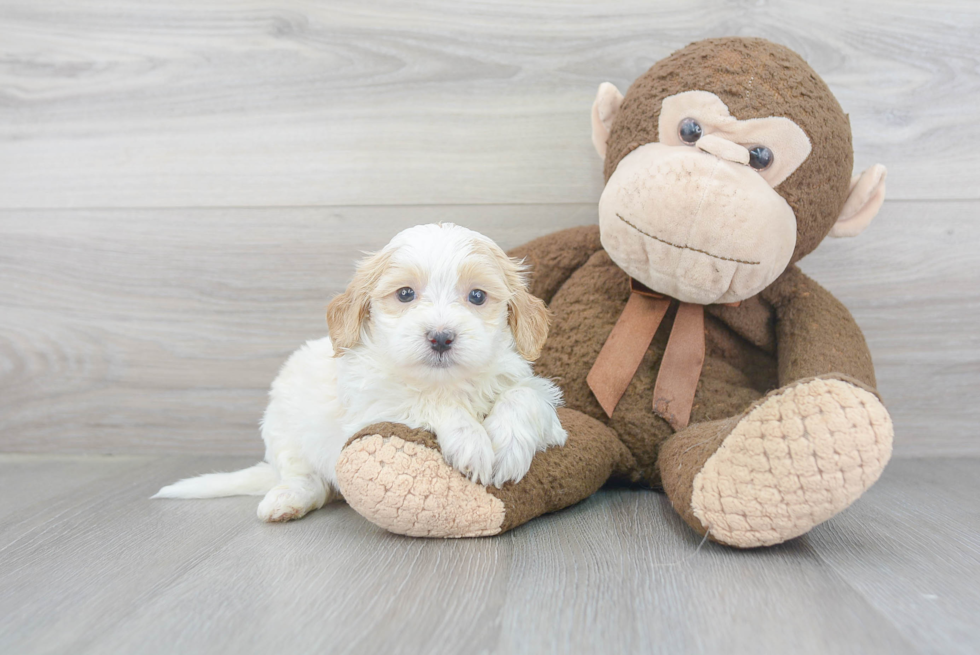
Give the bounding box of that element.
[691,378,893,548]
[336,434,505,538]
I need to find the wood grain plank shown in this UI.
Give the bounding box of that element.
[808,458,980,655]
[0,0,977,208]
[0,454,927,655]
[0,455,264,654]
[1,200,976,456]
[494,491,917,655]
[0,454,146,535]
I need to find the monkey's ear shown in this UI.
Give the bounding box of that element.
[830,164,887,238]
[591,82,624,160]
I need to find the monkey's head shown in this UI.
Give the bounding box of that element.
[592,37,886,304]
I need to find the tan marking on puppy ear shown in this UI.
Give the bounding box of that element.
[326,250,392,355]
[509,285,550,361]
[592,82,624,161]
[472,238,551,361]
[830,164,887,238]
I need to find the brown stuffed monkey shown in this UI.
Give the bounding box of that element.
[334,37,893,548]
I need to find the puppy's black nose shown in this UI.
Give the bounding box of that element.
[428,330,455,353]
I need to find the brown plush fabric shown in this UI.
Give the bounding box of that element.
[534,246,779,485]
[603,37,853,264]
[508,224,604,304]
[346,422,440,451]
[761,266,877,390]
[657,415,741,539]
[489,408,638,532]
[705,295,776,354]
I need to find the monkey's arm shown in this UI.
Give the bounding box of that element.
[761,265,877,391]
[507,224,602,304]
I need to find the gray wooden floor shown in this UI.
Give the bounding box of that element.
[0,454,977,655]
[2,1,979,653]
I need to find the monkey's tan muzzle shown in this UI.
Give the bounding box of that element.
[597,143,797,305]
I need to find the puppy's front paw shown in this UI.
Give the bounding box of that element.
[484,415,536,487]
[484,388,567,487]
[490,441,534,488]
[440,424,494,486]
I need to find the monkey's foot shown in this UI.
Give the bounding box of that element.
[661,377,893,548]
[335,411,633,538]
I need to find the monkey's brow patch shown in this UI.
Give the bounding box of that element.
[615,213,760,266]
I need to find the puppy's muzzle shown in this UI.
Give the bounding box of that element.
[427,330,455,353]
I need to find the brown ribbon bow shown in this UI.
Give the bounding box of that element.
[587,279,733,431]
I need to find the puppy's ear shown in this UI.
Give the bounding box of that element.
[484,243,550,361]
[326,250,391,355]
[508,283,550,361]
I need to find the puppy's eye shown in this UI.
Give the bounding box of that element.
[468,289,487,305]
[678,118,702,144]
[396,287,415,303]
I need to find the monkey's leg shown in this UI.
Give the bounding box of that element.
[659,375,893,548]
[335,408,636,538]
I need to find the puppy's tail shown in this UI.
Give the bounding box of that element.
[152,462,278,499]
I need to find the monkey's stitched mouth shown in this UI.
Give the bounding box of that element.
[615,213,760,266]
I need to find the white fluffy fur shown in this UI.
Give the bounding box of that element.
[154,224,567,523]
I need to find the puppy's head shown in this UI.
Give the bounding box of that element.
[326,224,549,373]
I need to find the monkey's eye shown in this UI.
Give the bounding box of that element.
[678,118,702,144]
[396,287,416,303]
[468,289,487,305]
[748,146,774,171]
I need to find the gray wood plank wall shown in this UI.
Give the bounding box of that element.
[1,1,978,456]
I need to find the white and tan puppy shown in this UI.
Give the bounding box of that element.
[154,223,567,522]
